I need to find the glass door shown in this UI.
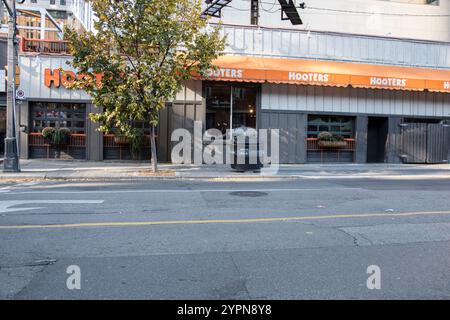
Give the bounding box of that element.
[205,82,257,135]
[231,85,257,130]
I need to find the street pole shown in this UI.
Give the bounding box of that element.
[3,0,20,172]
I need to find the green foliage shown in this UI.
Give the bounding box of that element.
[42,127,70,146]
[52,128,71,146]
[65,0,225,144]
[130,129,145,159]
[317,131,345,142]
[42,127,56,140]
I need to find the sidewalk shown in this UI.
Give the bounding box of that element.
[0,159,449,181]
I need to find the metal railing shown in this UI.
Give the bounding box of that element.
[103,134,154,147]
[29,133,86,147]
[21,38,70,54]
[306,138,356,151]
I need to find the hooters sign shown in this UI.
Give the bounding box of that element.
[44,69,103,88]
[205,56,450,93]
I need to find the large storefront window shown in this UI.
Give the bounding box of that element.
[307,115,355,138]
[103,117,156,161]
[205,83,257,135]
[307,115,356,163]
[29,102,87,160]
[31,102,86,133]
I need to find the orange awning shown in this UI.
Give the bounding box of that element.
[200,55,450,93]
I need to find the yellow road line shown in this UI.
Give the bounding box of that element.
[1,210,450,230]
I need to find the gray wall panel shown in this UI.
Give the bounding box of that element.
[355,116,368,163]
[386,117,404,163]
[19,101,29,159]
[86,104,102,161]
[261,83,450,118]
[157,107,169,162]
[260,111,307,164]
[219,25,450,69]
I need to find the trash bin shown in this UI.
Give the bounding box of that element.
[230,126,263,172]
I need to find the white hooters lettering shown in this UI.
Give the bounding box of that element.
[370,77,407,87]
[444,81,450,90]
[288,72,329,83]
[207,68,243,79]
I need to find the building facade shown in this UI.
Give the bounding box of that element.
[0,0,94,156]
[12,0,450,163]
[1,0,94,40]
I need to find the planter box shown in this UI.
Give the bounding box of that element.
[114,136,131,145]
[318,140,347,148]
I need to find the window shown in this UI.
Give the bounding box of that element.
[60,0,66,5]
[250,0,259,25]
[232,86,257,130]
[205,83,258,135]
[50,0,56,5]
[30,102,86,133]
[378,0,438,4]
[307,115,355,138]
[31,0,37,3]
[205,84,231,135]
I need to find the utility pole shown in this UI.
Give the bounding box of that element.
[2,0,20,172]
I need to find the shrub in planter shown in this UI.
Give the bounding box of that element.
[317,131,334,141]
[52,128,71,146]
[114,134,131,145]
[318,140,347,148]
[317,131,347,148]
[42,127,56,143]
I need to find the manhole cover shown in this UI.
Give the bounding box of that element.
[229,191,268,197]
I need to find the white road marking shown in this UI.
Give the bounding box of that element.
[0,200,104,213]
[14,182,39,187]
[2,187,362,195]
[0,185,12,193]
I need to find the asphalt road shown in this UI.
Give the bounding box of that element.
[1,177,450,299]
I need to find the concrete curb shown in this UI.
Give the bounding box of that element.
[1,172,450,182]
[1,161,449,182]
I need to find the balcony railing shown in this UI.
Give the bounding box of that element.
[21,38,70,54]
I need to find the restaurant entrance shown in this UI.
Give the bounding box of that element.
[205,82,258,135]
[367,117,388,163]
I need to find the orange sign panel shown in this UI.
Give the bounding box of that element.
[44,69,103,88]
[426,80,450,93]
[202,56,450,93]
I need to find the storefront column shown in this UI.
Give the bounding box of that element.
[157,105,170,162]
[355,116,368,163]
[386,117,403,163]
[19,100,29,159]
[296,113,308,164]
[86,103,103,161]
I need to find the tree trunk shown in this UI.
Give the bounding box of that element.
[150,125,158,173]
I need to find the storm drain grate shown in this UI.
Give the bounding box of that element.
[229,191,268,197]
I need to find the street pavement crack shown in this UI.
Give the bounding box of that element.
[229,253,252,299]
[335,228,361,247]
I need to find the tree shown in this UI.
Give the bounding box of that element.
[65,0,225,172]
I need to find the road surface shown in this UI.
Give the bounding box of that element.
[1,176,450,299]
